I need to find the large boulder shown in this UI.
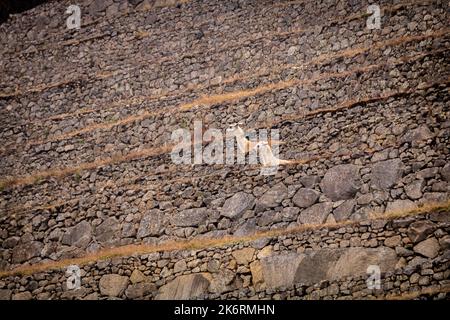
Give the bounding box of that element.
[401,125,434,143]
[125,282,157,299]
[255,183,288,212]
[99,274,129,297]
[441,163,450,182]
[326,247,398,280]
[260,253,305,289]
[95,217,120,243]
[413,238,440,258]
[371,159,403,189]
[137,209,165,238]
[321,165,361,201]
[407,220,436,243]
[62,221,92,248]
[333,199,356,222]
[155,273,211,300]
[12,241,43,264]
[385,199,417,214]
[298,202,333,225]
[231,248,255,265]
[292,188,320,208]
[259,247,398,288]
[170,208,208,227]
[221,192,254,219]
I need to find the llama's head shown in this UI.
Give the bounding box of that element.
[228,122,245,136]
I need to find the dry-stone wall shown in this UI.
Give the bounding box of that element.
[0,0,449,300]
[1,212,449,300]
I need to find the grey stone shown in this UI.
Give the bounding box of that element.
[130,270,147,284]
[260,253,305,289]
[333,199,356,222]
[173,260,187,273]
[105,3,119,17]
[170,208,208,227]
[125,282,156,299]
[371,159,403,189]
[255,183,288,212]
[233,219,257,237]
[401,125,434,143]
[292,188,320,208]
[280,207,300,222]
[300,175,321,188]
[12,292,32,300]
[441,164,450,182]
[395,246,414,257]
[95,217,120,243]
[155,273,211,300]
[221,192,254,219]
[296,247,398,284]
[413,238,440,258]
[429,211,450,223]
[298,202,333,225]
[89,0,113,14]
[405,180,424,200]
[137,209,164,238]
[385,199,417,214]
[407,220,436,243]
[207,259,220,273]
[12,241,43,264]
[2,236,19,249]
[439,235,450,250]
[62,221,92,249]
[0,289,12,300]
[321,165,361,201]
[209,269,235,293]
[99,274,129,297]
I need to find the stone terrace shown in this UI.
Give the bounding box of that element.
[0,0,449,300]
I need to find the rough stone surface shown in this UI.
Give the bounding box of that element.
[12,242,43,264]
[155,273,211,300]
[407,221,436,243]
[221,192,254,219]
[413,238,440,258]
[232,248,255,265]
[256,183,288,211]
[321,165,361,201]
[371,159,403,189]
[260,253,305,289]
[385,199,417,214]
[62,221,92,248]
[293,188,320,208]
[298,202,333,225]
[137,209,164,238]
[170,208,208,227]
[99,274,129,297]
[125,282,157,299]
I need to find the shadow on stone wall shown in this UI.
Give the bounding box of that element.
[0,0,48,24]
